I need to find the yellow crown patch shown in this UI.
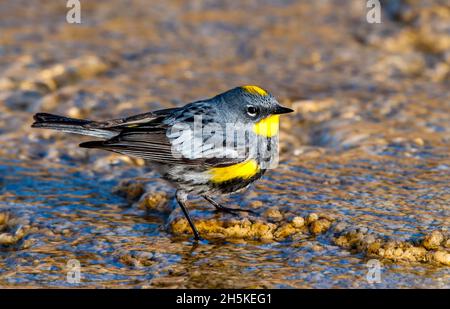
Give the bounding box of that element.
[241,85,268,96]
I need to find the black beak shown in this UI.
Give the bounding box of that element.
[273,105,294,115]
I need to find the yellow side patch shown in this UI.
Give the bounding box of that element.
[210,159,260,183]
[241,85,268,96]
[253,115,279,137]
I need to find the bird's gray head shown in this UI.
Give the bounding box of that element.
[214,85,293,137]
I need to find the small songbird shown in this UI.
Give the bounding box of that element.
[32,86,293,239]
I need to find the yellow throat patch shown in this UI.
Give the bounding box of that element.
[209,159,260,183]
[253,115,280,137]
[241,85,268,96]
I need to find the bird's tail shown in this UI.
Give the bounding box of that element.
[31,113,116,139]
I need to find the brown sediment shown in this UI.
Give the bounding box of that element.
[116,249,155,268]
[171,217,276,241]
[333,227,450,266]
[309,218,332,235]
[138,191,170,212]
[169,205,450,266]
[169,211,333,241]
[264,207,284,221]
[422,230,445,250]
[113,180,145,203]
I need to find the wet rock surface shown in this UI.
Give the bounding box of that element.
[333,227,450,266]
[0,1,449,287]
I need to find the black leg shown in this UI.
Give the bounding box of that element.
[176,191,200,240]
[203,195,255,215]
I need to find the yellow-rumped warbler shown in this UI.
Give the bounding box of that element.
[32,86,293,239]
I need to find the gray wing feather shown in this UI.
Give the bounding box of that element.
[81,103,248,167]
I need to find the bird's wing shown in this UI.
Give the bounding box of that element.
[80,105,249,167]
[83,107,181,130]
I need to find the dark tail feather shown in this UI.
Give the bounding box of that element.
[31,113,115,139]
[79,140,106,149]
[32,113,92,126]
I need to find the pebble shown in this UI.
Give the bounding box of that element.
[113,180,145,202]
[292,216,305,228]
[432,251,450,266]
[413,137,424,146]
[265,208,283,221]
[274,223,297,239]
[306,213,319,225]
[422,231,444,250]
[444,239,450,249]
[310,219,331,235]
[139,192,169,211]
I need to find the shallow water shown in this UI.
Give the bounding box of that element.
[1,157,448,288]
[0,0,449,288]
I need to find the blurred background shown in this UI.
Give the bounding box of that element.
[0,0,449,288]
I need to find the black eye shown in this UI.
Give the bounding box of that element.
[246,105,258,117]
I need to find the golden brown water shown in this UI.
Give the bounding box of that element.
[0,0,449,288]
